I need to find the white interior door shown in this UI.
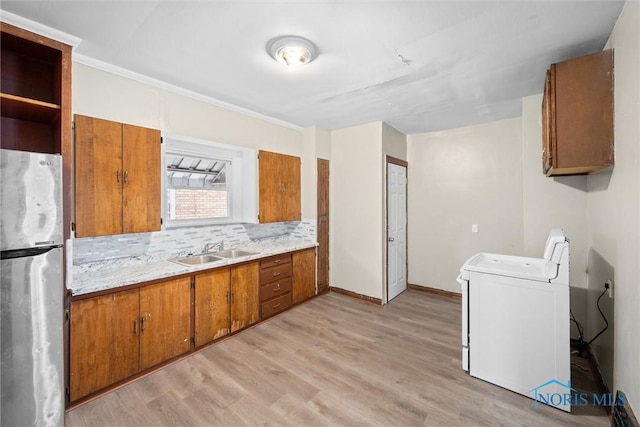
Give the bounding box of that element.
[387,161,407,302]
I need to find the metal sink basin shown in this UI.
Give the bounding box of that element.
[171,254,223,266]
[213,249,259,258]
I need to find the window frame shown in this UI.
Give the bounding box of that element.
[162,134,257,228]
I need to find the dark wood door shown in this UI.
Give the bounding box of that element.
[74,115,123,237]
[195,268,230,347]
[230,262,260,333]
[69,288,139,401]
[139,278,191,371]
[317,159,329,293]
[292,248,316,304]
[122,124,161,234]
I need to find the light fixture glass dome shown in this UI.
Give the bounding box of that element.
[267,36,317,69]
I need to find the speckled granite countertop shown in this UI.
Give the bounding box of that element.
[68,239,317,296]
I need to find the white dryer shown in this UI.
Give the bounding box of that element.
[457,229,571,412]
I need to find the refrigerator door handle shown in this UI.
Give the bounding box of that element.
[1,245,61,260]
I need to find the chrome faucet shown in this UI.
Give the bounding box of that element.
[203,240,224,254]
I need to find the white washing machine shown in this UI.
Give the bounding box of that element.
[457,229,571,412]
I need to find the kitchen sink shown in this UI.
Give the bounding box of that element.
[213,249,259,258]
[170,254,223,266]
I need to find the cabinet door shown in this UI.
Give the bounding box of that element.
[74,115,123,237]
[230,262,260,333]
[258,150,301,223]
[139,277,191,371]
[195,269,230,347]
[122,124,161,234]
[542,69,554,175]
[69,289,139,401]
[281,154,301,221]
[292,248,316,304]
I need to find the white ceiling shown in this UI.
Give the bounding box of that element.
[1,1,625,134]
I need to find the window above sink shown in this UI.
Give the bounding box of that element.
[162,134,257,228]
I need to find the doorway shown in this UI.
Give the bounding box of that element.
[317,159,329,294]
[386,157,407,302]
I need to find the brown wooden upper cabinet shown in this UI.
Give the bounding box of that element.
[258,150,301,223]
[75,115,161,237]
[542,49,614,176]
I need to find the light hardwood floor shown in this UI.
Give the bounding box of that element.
[66,290,608,426]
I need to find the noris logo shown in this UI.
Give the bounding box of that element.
[529,379,627,408]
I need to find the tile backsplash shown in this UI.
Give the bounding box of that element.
[71,220,316,265]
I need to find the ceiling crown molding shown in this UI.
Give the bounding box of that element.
[72,53,303,132]
[0,10,81,47]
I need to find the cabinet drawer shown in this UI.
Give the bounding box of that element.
[259,277,292,301]
[260,263,292,284]
[261,293,291,319]
[260,253,291,270]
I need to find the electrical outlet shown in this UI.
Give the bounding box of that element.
[605,280,613,298]
[472,224,478,233]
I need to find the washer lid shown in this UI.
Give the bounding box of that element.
[460,252,558,282]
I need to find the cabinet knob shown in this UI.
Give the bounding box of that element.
[273,284,281,292]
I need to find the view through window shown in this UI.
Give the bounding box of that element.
[166,153,231,221]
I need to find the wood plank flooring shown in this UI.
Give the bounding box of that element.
[66,290,608,426]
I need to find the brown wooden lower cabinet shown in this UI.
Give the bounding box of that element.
[231,262,260,333]
[293,248,317,304]
[69,251,315,405]
[139,277,191,370]
[70,288,139,402]
[194,268,231,347]
[69,277,191,402]
[259,253,292,319]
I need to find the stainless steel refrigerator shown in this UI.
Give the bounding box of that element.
[1,149,64,426]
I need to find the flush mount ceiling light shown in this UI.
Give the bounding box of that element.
[267,36,317,69]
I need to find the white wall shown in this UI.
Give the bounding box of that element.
[330,122,383,299]
[407,118,524,293]
[382,123,408,162]
[521,94,590,340]
[587,0,639,411]
[300,126,332,219]
[72,62,317,221]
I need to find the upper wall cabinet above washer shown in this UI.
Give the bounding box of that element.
[542,49,614,176]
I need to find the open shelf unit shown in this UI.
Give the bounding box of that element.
[0,22,71,154]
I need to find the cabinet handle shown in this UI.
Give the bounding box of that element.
[273,272,281,277]
[117,170,122,183]
[231,292,235,303]
[140,317,146,332]
[272,303,281,309]
[273,259,281,264]
[273,284,281,292]
[123,170,129,184]
[227,291,230,304]
[133,319,138,334]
